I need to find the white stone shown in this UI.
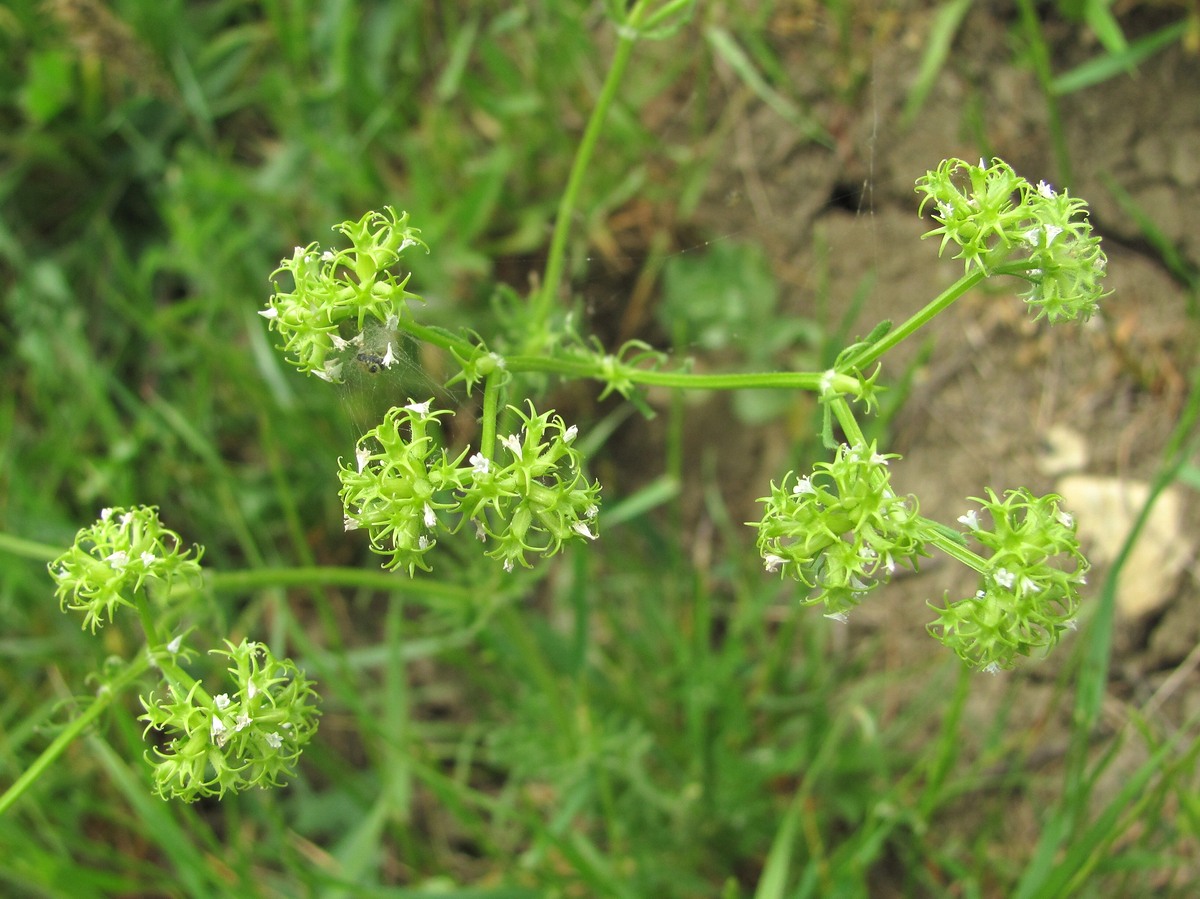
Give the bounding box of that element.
[1056,475,1193,619]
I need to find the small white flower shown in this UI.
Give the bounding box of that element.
[214,693,232,711]
[1065,618,1078,631]
[585,504,598,519]
[258,306,279,319]
[572,522,597,541]
[824,611,849,623]
[320,249,336,261]
[381,343,397,369]
[993,568,1016,590]
[210,715,227,741]
[343,515,359,532]
[1019,576,1042,595]
[564,424,578,443]
[958,509,980,530]
[418,535,431,550]
[983,662,1001,675]
[119,511,134,527]
[330,333,351,350]
[398,238,416,253]
[850,576,870,592]
[100,507,114,521]
[356,446,370,473]
[763,554,784,573]
[469,452,490,475]
[140,551,157,567]
[1044,224,1063,245]
[792,477,815,496]
[105,550,129,569]
[869,451,889,466]
[247,680,258,700]
[405,399,431,415]
[423,504,437,528]
[235,713,252,732]
[1056,510,1074,528]
[936,200,954,219]
[474,521,487,542]
[167,635,183,654]
[385,313,399,331]
[315,362,342,383]
[265,732,283,749]
[503,558,514,572]
[1037,180,1055,199]
[500,434,522,460]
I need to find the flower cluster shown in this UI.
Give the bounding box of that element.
[928,488,1088,671]
[340,400,601,574]
[49,506,203,631]
[915,157,1106,322]
[260,207,427,382]
[753,443,927,617]
[140,640,320,802]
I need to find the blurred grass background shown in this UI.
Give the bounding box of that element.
[3,1,1200,896]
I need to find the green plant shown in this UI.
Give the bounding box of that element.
[10,3,1187,896]
[3,87,1109,825]
[256,153,1104,675]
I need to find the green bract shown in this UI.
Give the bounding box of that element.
[463,401,601,573]
[928,488,1088,671]
[261,207,427,382]
[139,640,320,802]
[339,400,469,575]
[915,157,1106,323]
[340,399,601,574]
[48,506,204,632]
[754,443,927,616]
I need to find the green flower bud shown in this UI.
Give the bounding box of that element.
[929,488,1088,671]
[140,640,320,802]
[753,443,927,616]
[49,506,203,631]
[261,208,427,382]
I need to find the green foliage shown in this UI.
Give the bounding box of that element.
[1,2,1197,897]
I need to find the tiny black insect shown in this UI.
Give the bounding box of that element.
[356,352,386,373]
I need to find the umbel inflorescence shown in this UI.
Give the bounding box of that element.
[48,506,320,801]
[260,156,1105,672]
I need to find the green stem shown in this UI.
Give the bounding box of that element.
[0,532,61,563]
[504,354,853,395]
[828,392,986,575]
[0,653,150,817]
[845,267,989,371]
[827,395,866,446]
[530,4,646,347]
[479,370,503,459]
[395,318,477,359]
